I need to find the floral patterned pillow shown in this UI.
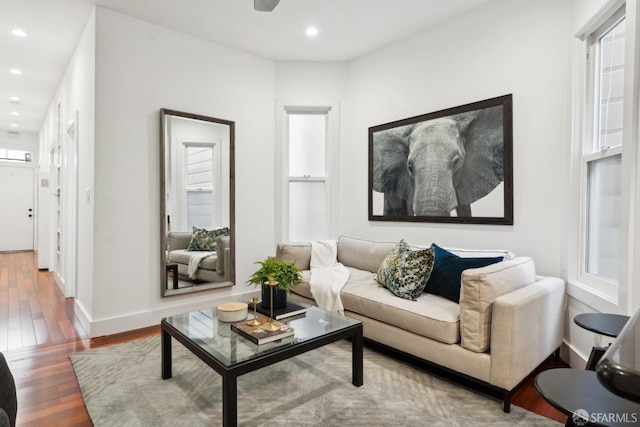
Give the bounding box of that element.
[377,240,435,300]
[187,227,230,251]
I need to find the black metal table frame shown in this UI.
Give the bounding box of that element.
[161,319,364,427]
[165,263,178,290]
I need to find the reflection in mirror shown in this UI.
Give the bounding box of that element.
[160,109,235,296]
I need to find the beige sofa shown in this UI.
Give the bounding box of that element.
[276,235,565,412]
[166,232,231,283]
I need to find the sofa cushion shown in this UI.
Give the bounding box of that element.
[337,235,396,273]
[291,267,460,344]
[168,249,218,271]
[276,242,312,270]
[340,268,461,344]
[424,244,503,303]
[187,226,230,251]
[377,240,435,300]
[460,257,536,352]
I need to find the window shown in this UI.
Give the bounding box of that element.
[185,144,216,230]
[285,110,329,242]
[0,148,31,162]
[583,12,625,290]
[276,101,339,243]
[571,2,638,305]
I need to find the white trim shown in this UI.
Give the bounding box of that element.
[562,339,589,369]
[620,0,640,313]
[576,0,626,39]
[566,280,622,314]
[64,113,78,298]
[77,288,259,338]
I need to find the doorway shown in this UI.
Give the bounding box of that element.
[0,165,34,251]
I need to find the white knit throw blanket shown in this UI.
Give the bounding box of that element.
[187,251,215,279]
[309,239,350,314]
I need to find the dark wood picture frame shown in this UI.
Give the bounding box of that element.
[368,94,513,225]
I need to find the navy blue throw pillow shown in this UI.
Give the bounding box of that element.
[424,244,503,303]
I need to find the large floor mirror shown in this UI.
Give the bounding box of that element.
[160,108,235,296]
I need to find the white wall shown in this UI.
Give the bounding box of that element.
[275,62,348,241]
[38,9,96,298]
[342,0,572,279]
[67,10,96,319]
[84,8,275,335]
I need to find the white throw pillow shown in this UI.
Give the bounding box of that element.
[460,257,536,353]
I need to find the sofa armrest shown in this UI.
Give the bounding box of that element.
[489,276,565,390]
[216,235,230,275]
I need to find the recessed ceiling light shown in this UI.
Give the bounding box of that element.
[11,29,27,37]
[9,96,21,104]
[10,123,19,128]
[10,68,23,75]
[11,112,19,116]
[306,27,319,37]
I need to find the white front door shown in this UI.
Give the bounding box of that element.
[0,166,34,251]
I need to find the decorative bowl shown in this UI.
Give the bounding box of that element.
[217,302,248,322]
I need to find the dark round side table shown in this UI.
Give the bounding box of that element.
[535,368,640,427]
[574,313,630,370]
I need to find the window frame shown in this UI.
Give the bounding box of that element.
[284,107,330,242]
[579,9,625,297]
[569,0,640,313]
[275,102,340,243]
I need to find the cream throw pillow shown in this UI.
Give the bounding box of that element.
[460,257,536,353]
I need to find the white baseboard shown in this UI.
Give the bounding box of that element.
[74,299,91,337]
[561,339,588,369]
[75,288,260,338]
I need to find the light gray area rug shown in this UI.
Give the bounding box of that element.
[70,336,560,427]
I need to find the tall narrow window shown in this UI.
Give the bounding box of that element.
[581,9,625,294]
[185,144,216,230]
[286,110,329,242]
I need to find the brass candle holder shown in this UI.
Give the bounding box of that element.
[261,278,281,332]
[248,297,262,327]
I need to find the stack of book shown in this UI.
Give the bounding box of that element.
[231,315,295,345]
[254,301,308,320]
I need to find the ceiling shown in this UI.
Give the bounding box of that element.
[0,0,492,135]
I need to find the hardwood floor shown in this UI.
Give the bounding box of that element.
[0,251,568,426]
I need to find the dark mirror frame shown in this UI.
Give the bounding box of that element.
[160,108,235,296]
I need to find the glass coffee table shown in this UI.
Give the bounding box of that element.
[161,305,363,427]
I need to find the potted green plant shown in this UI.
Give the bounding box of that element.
[246,258,302,309]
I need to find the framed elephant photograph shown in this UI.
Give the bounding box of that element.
[369,94,513,225]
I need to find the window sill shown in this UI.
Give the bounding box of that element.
[566,280,621,313]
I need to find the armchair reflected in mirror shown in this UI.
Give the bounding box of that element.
[160,109,235,296]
